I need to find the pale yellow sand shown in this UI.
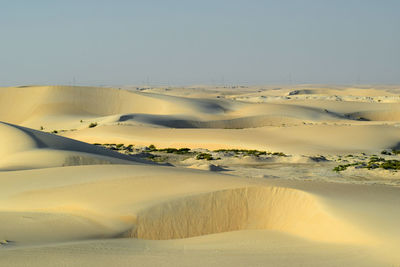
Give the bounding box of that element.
[0,85,400,266]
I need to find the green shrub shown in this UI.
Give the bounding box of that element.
[379,160,400,170]
[116,144,124,149]
[333,165,348,172]
[177,148,191,154]
[89,122,98,128]
[333,157,400,172]
[214,148,268,157]
[392,149,400,155]
[272,152,287,157]
[332,162,361,172]
[158,148,179,153]
[369,156,385,163]
[196,153,214,160]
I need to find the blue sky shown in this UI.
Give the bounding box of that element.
[0,0,399,86]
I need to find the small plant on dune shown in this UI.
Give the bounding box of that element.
[272,152,287,157]
[146,145,191,155]
[381,150,392,155]
[369,156,385,163]
[51,130,58,134]
[392,149,400,155]
[40,126,44,130]
[333,165,347,172]
[214,149,268,157]
[158,147,192,154]
[88,122,98,128]
[333,162,361,172]
[333,156,400,172]
[116,144,124,149]
[177,148,191,154]
[380,160,400,170]
[196,153,214,161]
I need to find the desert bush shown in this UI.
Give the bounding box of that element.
[333,157,400,172]
[89,122,98,128]
[196,153,214,160]
[392,149,400,155]
[214,149,268,157]
[380,160,400,170]
[272,152,287,157]
[116,144,124,149]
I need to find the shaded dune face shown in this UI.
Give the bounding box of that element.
[0,86,231,124]
[346,110,400,121]
[0,122,148,170]
[124,186,369,244]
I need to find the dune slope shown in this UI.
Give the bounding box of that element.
[0,121,145,170]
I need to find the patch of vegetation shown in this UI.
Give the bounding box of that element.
[380,160,400,170]
[157,148,192,154]
[333,162,362,172]
[51,130,58,134]
[0,240,13,246]
[146,144,192,154]
[381,150,392,155]
[116,143,124,149]
[309,155,327,162]
[333,156,400,172]
[391,149,400,155]
[214,149,268,157]
[88,122,98,128]
[369,156,385,163]
[272,152,287,157]
[196,153,214,161]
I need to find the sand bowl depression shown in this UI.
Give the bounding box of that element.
[125,186,367,244]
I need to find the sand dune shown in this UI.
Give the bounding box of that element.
[1,85,400,266]
[0,86,234,129]
[63,123,400,155]
[0,164,399,265]
[0,121,144,170]
[1,85,399,155]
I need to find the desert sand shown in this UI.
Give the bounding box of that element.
[1,84,400,266]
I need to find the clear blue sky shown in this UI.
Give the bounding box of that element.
[1,0,399,86]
